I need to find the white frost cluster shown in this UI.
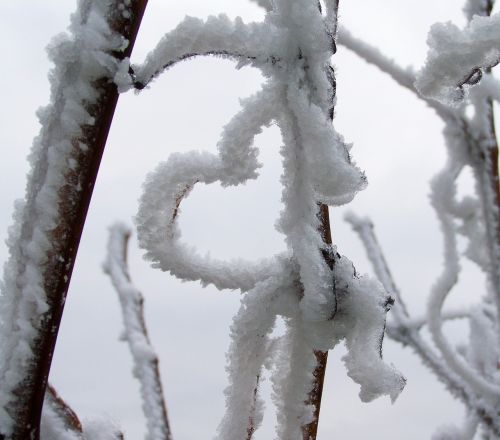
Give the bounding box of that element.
[416,12,500,106]
[133,0,404,437]
[0,0,129,435]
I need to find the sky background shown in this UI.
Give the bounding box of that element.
[0,1,497,439]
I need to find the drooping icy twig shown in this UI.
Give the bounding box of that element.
[103,224,173,440]
[132,0,405,438]
[0,1,147,437]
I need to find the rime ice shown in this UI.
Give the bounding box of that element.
[342,2,500,434]
[0,0,130,435]
[104,224,172,440]
[134,0,404,438]
[416,12,500,106]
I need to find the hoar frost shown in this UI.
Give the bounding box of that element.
[339,3,500,434]
[104,224,173,440]
[132,0,404,437]
[416,11,500,106]
[0,0,131,435]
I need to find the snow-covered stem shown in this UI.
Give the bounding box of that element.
[343,213,408,321]
[103,224,173,440]
[302,205,334,440]
[0,1,148,438]
[337,26,414,91]
[426,156,500,400]
[131,15,278,90]
[301,2,340,435]
[415,0,500,316]
[337,26,451,118]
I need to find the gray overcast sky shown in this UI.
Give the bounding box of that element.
[0,1,494,439]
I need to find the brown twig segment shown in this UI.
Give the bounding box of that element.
[301,0,341,433]
[0,1,148,439]
[300,2,340,433]
[245,375,260,440]
[302,350,329,440]
[104,224,173,440]
[302,204,333,440]
[43,384,83,437]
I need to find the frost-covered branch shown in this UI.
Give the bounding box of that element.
[415,12,500,106]
[0,1,147,438]
[413,1,500,333]
[346,213,500,436]
[337,26,415,91]
[427,155,500,401]
[342,9,500,434]
[337,26,451,118]
[343,213,408,321]
[131,15,279,90]
[103,224,173,440]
